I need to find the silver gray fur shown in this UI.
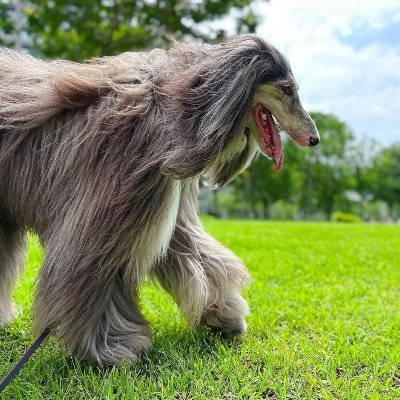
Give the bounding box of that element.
[0,35,294,365]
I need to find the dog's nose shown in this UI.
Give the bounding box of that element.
[309,135,320,147]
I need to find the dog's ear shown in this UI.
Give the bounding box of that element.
[161,36,290,179]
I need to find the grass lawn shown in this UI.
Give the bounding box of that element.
[1,220,400,399]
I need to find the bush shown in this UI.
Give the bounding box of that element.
[331,211,362,223]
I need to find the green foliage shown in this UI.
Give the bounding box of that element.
[293,112,356,220]
[361,200,390,221]
[1,0,264,60]
[1,222,400,398]
[331,211,362,223]
[269,199,299,220]
[229,112,360,220]
[222,112,400,221]
[0,2,14,35]
[369,144,400,218]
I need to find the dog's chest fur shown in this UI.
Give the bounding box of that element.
[158,179,182,257]
[130,179,181,274]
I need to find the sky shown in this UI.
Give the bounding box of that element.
[251,0,400,145]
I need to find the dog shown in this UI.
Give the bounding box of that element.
[0,35,319,365]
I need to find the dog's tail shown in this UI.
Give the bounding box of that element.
[0,49,152,132]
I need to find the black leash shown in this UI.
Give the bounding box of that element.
[0,326,52,394]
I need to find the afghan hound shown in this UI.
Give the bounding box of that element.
[0,35,319,365]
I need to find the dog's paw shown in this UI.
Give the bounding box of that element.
[0,302,18,327]
[206,318,247,338]
[68,328,152,366]
[201,292,249,338]
[96,334,152,366]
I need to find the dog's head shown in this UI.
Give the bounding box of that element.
[162,35,319,187]
[248,77,319,171]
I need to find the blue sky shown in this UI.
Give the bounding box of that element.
[338,18,400,50]
[252,0,400,145]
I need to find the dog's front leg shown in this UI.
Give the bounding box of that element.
[154,181,250,336]
[32,175,181,365]
[33,226,152,366]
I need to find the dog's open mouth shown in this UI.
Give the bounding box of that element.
[253,103,283,171]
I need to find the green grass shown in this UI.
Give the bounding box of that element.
[1,220,400,399]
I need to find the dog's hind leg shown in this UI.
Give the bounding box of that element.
[0,216,27,326]
[154,182,250,336]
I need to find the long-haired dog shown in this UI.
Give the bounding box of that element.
[0,35,319,365]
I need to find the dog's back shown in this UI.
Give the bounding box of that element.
[0,49,160,135]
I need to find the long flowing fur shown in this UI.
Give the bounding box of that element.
[0,35,291,365]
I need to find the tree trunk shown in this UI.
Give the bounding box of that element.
[263,193,272,219]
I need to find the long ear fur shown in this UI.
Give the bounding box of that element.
[161,35,291,178]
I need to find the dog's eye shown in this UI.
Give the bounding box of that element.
[280,85,293,96]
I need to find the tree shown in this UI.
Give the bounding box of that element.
[232,149,298,218]
[1,0,264,60]
[230,113,357,220]
[295,113,356,220]
[369,145,400,219]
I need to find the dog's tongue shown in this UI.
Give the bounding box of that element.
[253,104,283,171]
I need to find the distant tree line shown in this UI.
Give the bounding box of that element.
[201,112,400,221]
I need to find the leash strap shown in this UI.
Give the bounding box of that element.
[0,326,52,394]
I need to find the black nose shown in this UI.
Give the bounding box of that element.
[309,135,320,146]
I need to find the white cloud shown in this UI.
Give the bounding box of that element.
[255,0,400,144]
